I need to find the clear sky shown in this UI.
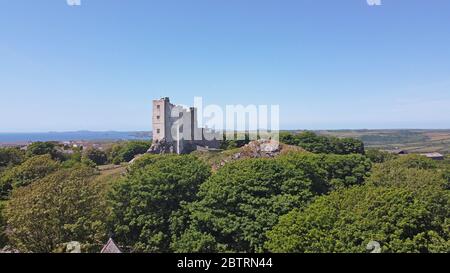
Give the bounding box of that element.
[1,0,449,132]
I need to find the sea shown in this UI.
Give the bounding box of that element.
[0,131,151,144]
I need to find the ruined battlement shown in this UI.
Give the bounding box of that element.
[150,97,220,154]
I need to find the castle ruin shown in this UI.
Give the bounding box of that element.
[148,97,221,154]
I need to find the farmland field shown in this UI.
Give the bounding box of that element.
[313,129,450,154]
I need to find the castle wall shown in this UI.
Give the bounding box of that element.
[151,97,221,154]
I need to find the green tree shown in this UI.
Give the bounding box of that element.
[173,157,328,253]
[4,167,109,253]
[83,148,108,166]
[0,201,7,248]
[109,155,210,252]
[279,131,299,146]
[126,153,170,174]
[384,154,437,170]
[278,152,371,191]
[330,137,365,155]
[0,155,60,199]
[443,169,450,190]
[279,132,365,155]
[365,149,396,163]
[266,185,450,253]
[220,132,251,150]
[295,131,331,153]
[109,141,152,164]
[26,142,62,160]
[0,147,25,171]
[318,154,372,189]
[368,163,447,191]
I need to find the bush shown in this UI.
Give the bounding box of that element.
[280,131,365,155]
[0,155,60,199]
[109,141,152,164]
[4,167,109,253]
[109,155,210,252]
[83,148,108,166]
[318,154,372,189]
[365,149,396,163]
[393,154,438,170]
[126,153,172,174]
[368,165,447,191]
[0,147,25,171]
[26,142,63,160]
[220,133,251,150]
[0,201,7,248]
[279,152,371,191]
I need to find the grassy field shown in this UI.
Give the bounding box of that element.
[313,129,450,154]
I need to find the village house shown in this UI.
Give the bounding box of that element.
[419,152,445,161]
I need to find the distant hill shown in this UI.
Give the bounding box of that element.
[312,129,450,154]
[0,131,151,145]
[2,129,449,155]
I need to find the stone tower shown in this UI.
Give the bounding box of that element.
[150,97,220,154]
[152,97,172,142]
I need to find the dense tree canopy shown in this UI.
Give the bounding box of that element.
[0,148,25,172]
[0,201,6,248]
[109,141,152,164]
[0,137,448,253]
[0,155,60,199]
[279,131,365,155]
[109,154,210,252]
[25,142,63,160]
[317,154,372,189]
[172,153,371,253]
[220,132,251,150]
[266,185,450,253]
[384,154,438,170]
[172,158,321,253]
[83,148,108,166]
[365,148,396,163]
[266,155,449,253]
[374,167,446,191]
[4,167,109,253]
[278,152,371,191]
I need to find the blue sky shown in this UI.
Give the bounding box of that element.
[0,0,449,132]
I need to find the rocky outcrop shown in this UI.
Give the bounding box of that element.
[236,139,281,159]
[147,138,175,154]
[210,139,306,170]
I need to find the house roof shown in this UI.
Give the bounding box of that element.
[100,238,122,254]
[420,152,444,158]
[387,149,407,154]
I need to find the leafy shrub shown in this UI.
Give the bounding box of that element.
[0,148,25,171]
[26,142,64,160]
[109,141,152,164]
[83,148,108,166]
[280,131,364,155]
[365,149,396,163]
[4,167,109,253]
[0,155,60,199]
